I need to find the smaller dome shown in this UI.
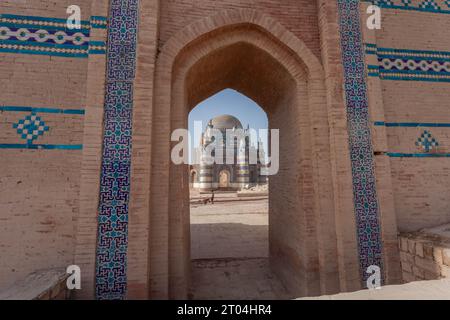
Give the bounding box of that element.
[210,115,243,130]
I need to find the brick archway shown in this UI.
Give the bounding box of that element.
[150,8,339,299]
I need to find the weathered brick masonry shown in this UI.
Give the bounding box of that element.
[0,0,449,299]
[0,0,94,291]
[398,229,450,282]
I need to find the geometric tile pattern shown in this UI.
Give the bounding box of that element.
[95,0,138,300]
[366,44,450,82]
[0,26,89,45]
[419,0,441,10]
[380,58,450,73]
[0,14,107,58]
[90,16,108,29]
[13,113,49,144]
[337,0,384,285]
[0,106,84,150]
[416,130,440,152]
[365,0,450,13]
[373,122,448,157]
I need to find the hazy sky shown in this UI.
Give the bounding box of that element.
[188,89,269,163]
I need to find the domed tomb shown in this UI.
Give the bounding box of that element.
[209,115,243,131]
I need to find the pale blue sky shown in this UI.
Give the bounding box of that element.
[188,89,269,163]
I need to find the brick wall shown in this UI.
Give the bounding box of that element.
[159,0,322,58]
[399,233,450,282]
[0,0,93,289]
[363,2,450,232]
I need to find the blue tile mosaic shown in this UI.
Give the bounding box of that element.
[374,122,448,157]
[337,0,384,284]
[0,143,82,150]
[0,106,85,149]
[374,122,450,127]
[416,130,440,152]
[387,152,450,157]
[0,106,85,114]
[366,44,450,82]
[0,14,107,58]
[365,0,450,13]
[13,112,49,143]
[95,0,139,300]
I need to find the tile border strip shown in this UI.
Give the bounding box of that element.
[374,122,450,127]
[366,44,450,82]
[363,0,450,14]
[0,14,106,29]
[0,143,82,150]
[0,14,107,58]
[0,106,85,114]
[387,153,450,157]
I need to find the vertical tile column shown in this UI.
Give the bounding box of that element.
[337,0,384,284]
[95,0,139,300]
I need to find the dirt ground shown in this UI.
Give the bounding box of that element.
[189,194,290,300]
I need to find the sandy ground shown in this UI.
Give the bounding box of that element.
[300,279,450,300]
[189,196,290,300]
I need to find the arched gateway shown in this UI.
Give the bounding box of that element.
[71,0,401,300]
[154,10,336,300]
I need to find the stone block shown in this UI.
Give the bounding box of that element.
[401,261,412,273]
[400,251,414,265]
[415,242,424,258]
[443,249,450,267]
[415,256,440,274]
[433,247,443,265]
[407,239,416,254]
[441,265,450,278]
[412,266,424,279]
[400,237,408,252]
[402,271,416,283]
[424,270,441,280]
[423,243,434,259]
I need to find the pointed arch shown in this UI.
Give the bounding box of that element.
[148,8,339,299]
